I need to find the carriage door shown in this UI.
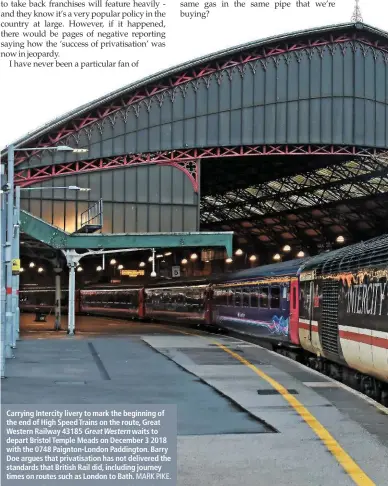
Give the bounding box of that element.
[308,281,314,343]
[289,278,299,345]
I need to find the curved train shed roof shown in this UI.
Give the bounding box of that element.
[3,21,388,152]
[6,21,388,262]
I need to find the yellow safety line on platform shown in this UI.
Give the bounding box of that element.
[216,343,375,486]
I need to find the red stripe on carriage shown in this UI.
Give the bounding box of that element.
[339,330,388,350]
[298,322,318,332]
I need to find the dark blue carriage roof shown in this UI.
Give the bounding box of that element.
[224,257,310,282]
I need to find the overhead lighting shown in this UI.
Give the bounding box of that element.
[148,256,153,262]
[190,253,198,260]
[283,245,291,252]
[164,252,172,256]
[249,255,257,261]
[139,262,146,267]
[118,264,124,270]
[20,267,24,272]
[336,235,345,244]
[77,266,83,272]
[297,251,305,258]
[96,266,102,271]
[273,254,281,261]
[110,258,117,265]
[226,257,233,263]
[181,258,188,265]
[156,254,163,258]
[37,267,44,273]
[235,249,243,256]
[29,262,35,268]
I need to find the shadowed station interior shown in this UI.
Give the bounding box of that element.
[2,16,388,486]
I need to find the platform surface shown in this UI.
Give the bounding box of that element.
[3,315,388,485]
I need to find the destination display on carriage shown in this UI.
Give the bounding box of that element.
[2,405,177,486]
[120,270,145,277]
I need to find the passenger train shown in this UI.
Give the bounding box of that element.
[20,235,388,404]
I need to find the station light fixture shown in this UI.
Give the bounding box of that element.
[118,264,124,270]
[336,235,345,243]
[249,255,257,262]
[156,254,163,258]
[164,252,172,256]
[235,249,243,256]
[297,251,305,258]
[37,267,44,273]
[55,145,88,153]
[139,262,146,267]
[283,245,291,252]
[273,253,281,261]
[190,253,198,260]
[19,267,24,272]
[67,186,91,192]
[96,266,102,271]
[110,258,117,265]
[226,257,233,263]
[181,258,188,265]
[148,256,153,262]
[29,262,35,268]
[77,266,83,272]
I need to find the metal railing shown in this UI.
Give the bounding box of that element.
[79,199,103,231]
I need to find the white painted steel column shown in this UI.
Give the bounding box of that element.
[0,168,7,377]
[5,145,14,358]
[67,256,76,336]
[54,267,62,331]
[12,185,21,344]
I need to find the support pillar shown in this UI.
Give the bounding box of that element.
[5,145,14,359]
[12,185,21,345]
[65,250,80,336]
[54,267,62,331]
[0,167,7,377]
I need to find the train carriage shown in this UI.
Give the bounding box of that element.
[80,286,142,319]
[299,235,388,396]
[213,259,309,346]
[144,278,212,326]
[19,286,72,313]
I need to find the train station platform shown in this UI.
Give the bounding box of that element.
[3,316,388,485]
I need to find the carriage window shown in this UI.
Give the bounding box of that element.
[259,287,269,308]
[234,288,241,306]
[227,290,232,306]
[243,288,250,307]
[220,290,225,306]
[228,290,234,306]
[270,287,280,309]
[250,289,258,307]
[219,290,224,306]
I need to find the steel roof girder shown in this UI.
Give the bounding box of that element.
[210,157,388,213]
